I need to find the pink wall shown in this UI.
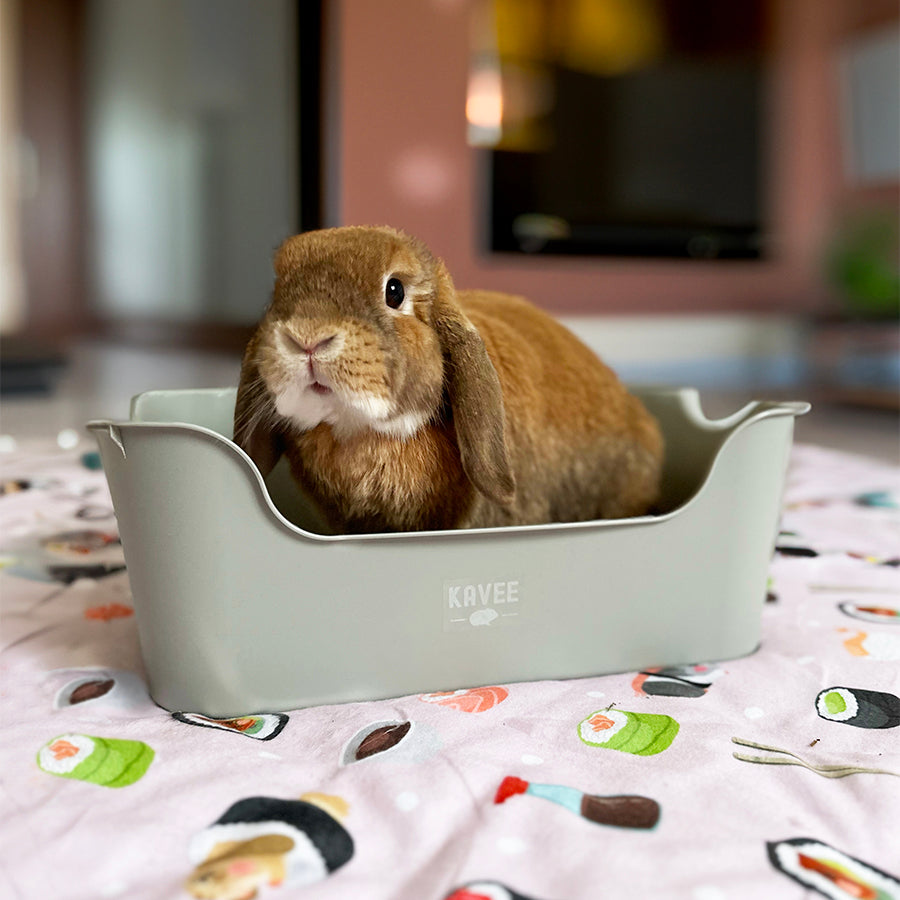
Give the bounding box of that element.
[329,0,893,315]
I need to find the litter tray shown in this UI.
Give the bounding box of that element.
[88,388,809,717]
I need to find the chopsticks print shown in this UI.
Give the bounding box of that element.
[731,737,899,778]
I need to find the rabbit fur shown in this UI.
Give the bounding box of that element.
[235,226,663,533]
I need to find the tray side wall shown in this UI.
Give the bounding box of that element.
[91,411,795,716]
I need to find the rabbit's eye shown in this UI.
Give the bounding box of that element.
[385,278,405,309]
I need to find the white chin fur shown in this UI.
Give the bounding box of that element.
[368,409,430,439]
[274,382,428,440]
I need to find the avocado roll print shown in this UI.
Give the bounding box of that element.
[37,734,154,787]
[816,687,900,729]
[577,708,679,755]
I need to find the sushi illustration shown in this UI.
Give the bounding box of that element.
[173,712,288,741]
[339,719,441,766]
[838,602,900,625]
[84,602,133,622]
[2,526,126,583]
[75,504,114,520]
[578,708,679,755]
[632,663,723,698]
[42,530,126,582]
[51,668,150,716]
[854,490,899,509]
[775,532,818,557]
[767,837,900,899]
[847,552,900,567]
[843,631,900,661]
[46,563,126,583]
[186,794,353,898]
[444,882,542,900]
[42,530,121,561]
[816,687,900,729]
[495,775,660,829]
[1,479,31,494]
[57,677,116,706]
[351,721,410,759]
[419,686,509,713]
[37,733,154,787]
[776,546,819,557]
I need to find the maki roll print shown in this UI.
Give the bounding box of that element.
[816,687,900,729]
[578,708,679,755]
[37,734,154,787]
[632,663,723,698]
[186,794,353,898]
[173,712,288,741]
[838,602,900,625]
[767,837,900,899]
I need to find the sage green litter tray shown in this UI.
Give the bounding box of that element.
[88,388,809,717]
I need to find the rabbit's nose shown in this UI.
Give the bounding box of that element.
[306,334,337,354]
[283,331,338,355]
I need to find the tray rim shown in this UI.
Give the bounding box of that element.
[87,386,810,544]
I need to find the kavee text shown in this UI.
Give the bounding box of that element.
[447,580,520,608]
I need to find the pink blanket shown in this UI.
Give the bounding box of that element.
[1,442,898,899]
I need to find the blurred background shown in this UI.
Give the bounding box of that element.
[0,0,898,459]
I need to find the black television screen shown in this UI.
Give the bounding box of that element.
[483,0,767,259]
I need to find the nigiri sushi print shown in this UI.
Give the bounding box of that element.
[419,686,508,713]
[842,631,900,661]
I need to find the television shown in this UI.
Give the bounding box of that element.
[481,0,767,260]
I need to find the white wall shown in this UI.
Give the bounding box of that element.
[565,314,807,389]
[85,0,297,322]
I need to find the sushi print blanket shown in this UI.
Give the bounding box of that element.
[1,440,899,900]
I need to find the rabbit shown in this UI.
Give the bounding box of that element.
[234,226,663,533]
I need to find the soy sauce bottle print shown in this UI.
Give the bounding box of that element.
[495,776,660,829]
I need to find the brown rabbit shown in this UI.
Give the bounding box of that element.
[234,226,663,533]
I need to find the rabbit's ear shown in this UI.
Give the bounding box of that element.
[431,265,515,508]
[233,357,284,479]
